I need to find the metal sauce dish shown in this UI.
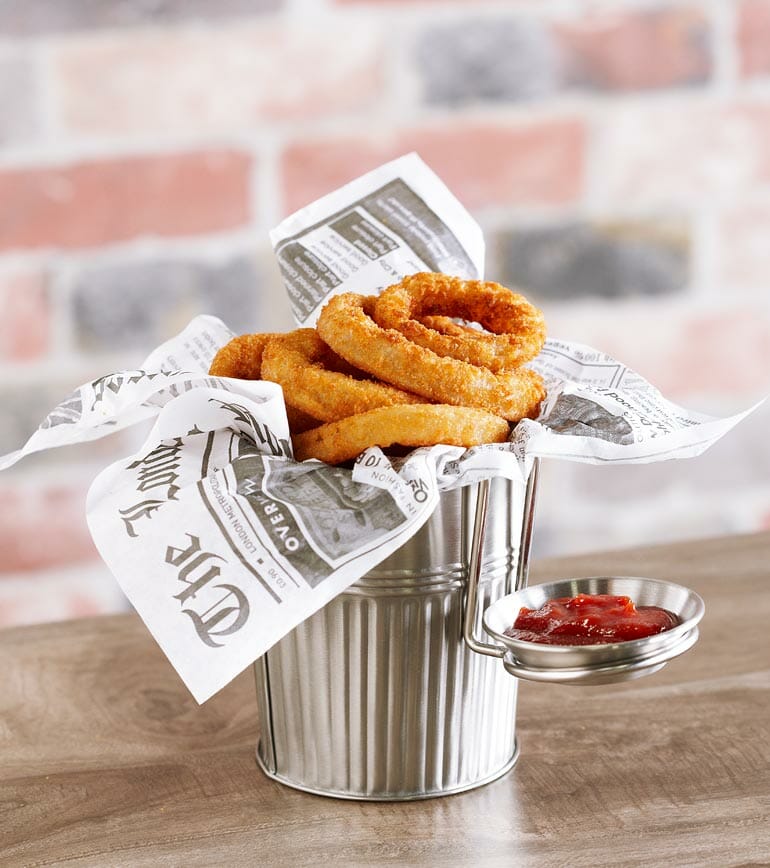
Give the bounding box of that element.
[482,576,705,686]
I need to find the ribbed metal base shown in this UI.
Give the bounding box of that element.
[253,479,527,802]
[255,738,520,801]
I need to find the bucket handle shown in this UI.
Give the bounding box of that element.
[462,459,540,659]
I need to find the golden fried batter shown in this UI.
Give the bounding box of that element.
[317,293,545,423]
[374,272,546,372]
[260,328,425,423]
[293,404,510,465]
[209,333,279,380]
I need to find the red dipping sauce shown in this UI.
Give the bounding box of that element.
[504,593,680,646]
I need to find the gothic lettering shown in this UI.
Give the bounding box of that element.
[165,532,250,648]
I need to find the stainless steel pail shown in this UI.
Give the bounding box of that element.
[254,472,536,800]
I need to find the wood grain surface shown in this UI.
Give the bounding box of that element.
[2,532,769,867]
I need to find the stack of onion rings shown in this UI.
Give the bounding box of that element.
[316,293,545,422]
[209,272,546,464]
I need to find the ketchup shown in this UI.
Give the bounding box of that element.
[504,593,680,646]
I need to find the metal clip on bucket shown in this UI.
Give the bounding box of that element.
[463,461,539,662]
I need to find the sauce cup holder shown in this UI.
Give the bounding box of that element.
[461,477,705,686]
[476,576,704,685]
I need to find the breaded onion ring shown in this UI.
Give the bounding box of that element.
[260,328,425,423]
[373,272,546,372]
[292,404,510,465]
[209,333,279,380]
[208,332,319,434]
[317,294,545,422]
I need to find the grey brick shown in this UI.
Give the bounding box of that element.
[0,54,40,146]
[0,0,281,36]
[1,387,46,456]
[72,255,284,354]
[494,221,690,301]
[415,18,559,105]
[0,380,85,456]
[414,11,711,106]
[0,376,162,462]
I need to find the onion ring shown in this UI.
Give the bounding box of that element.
[292,404,510,465]
[316,293,545,422]
[260,328,425,422]
[209,333,279,380]
[208,332,319,434]
[373,272,546,371]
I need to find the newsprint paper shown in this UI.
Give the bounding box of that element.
[0,154,758,702]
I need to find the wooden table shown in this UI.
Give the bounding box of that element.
[2,532,769,867]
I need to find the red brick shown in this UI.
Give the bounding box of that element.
[544,303,770,404]
[0,482,99,573]
[592,103,770,204]
[0,151,251,252]
[556,6,712,91]
[662,308,770,400]
[281,119,585,215]
[53,24,382,135]
[0,271,49,361]
[738,0,770,78]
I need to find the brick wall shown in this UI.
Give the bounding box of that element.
[1,0,769,627]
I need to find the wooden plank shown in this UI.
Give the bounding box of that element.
[1,532,769,867]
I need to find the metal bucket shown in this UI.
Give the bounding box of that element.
[254,466,539,800]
